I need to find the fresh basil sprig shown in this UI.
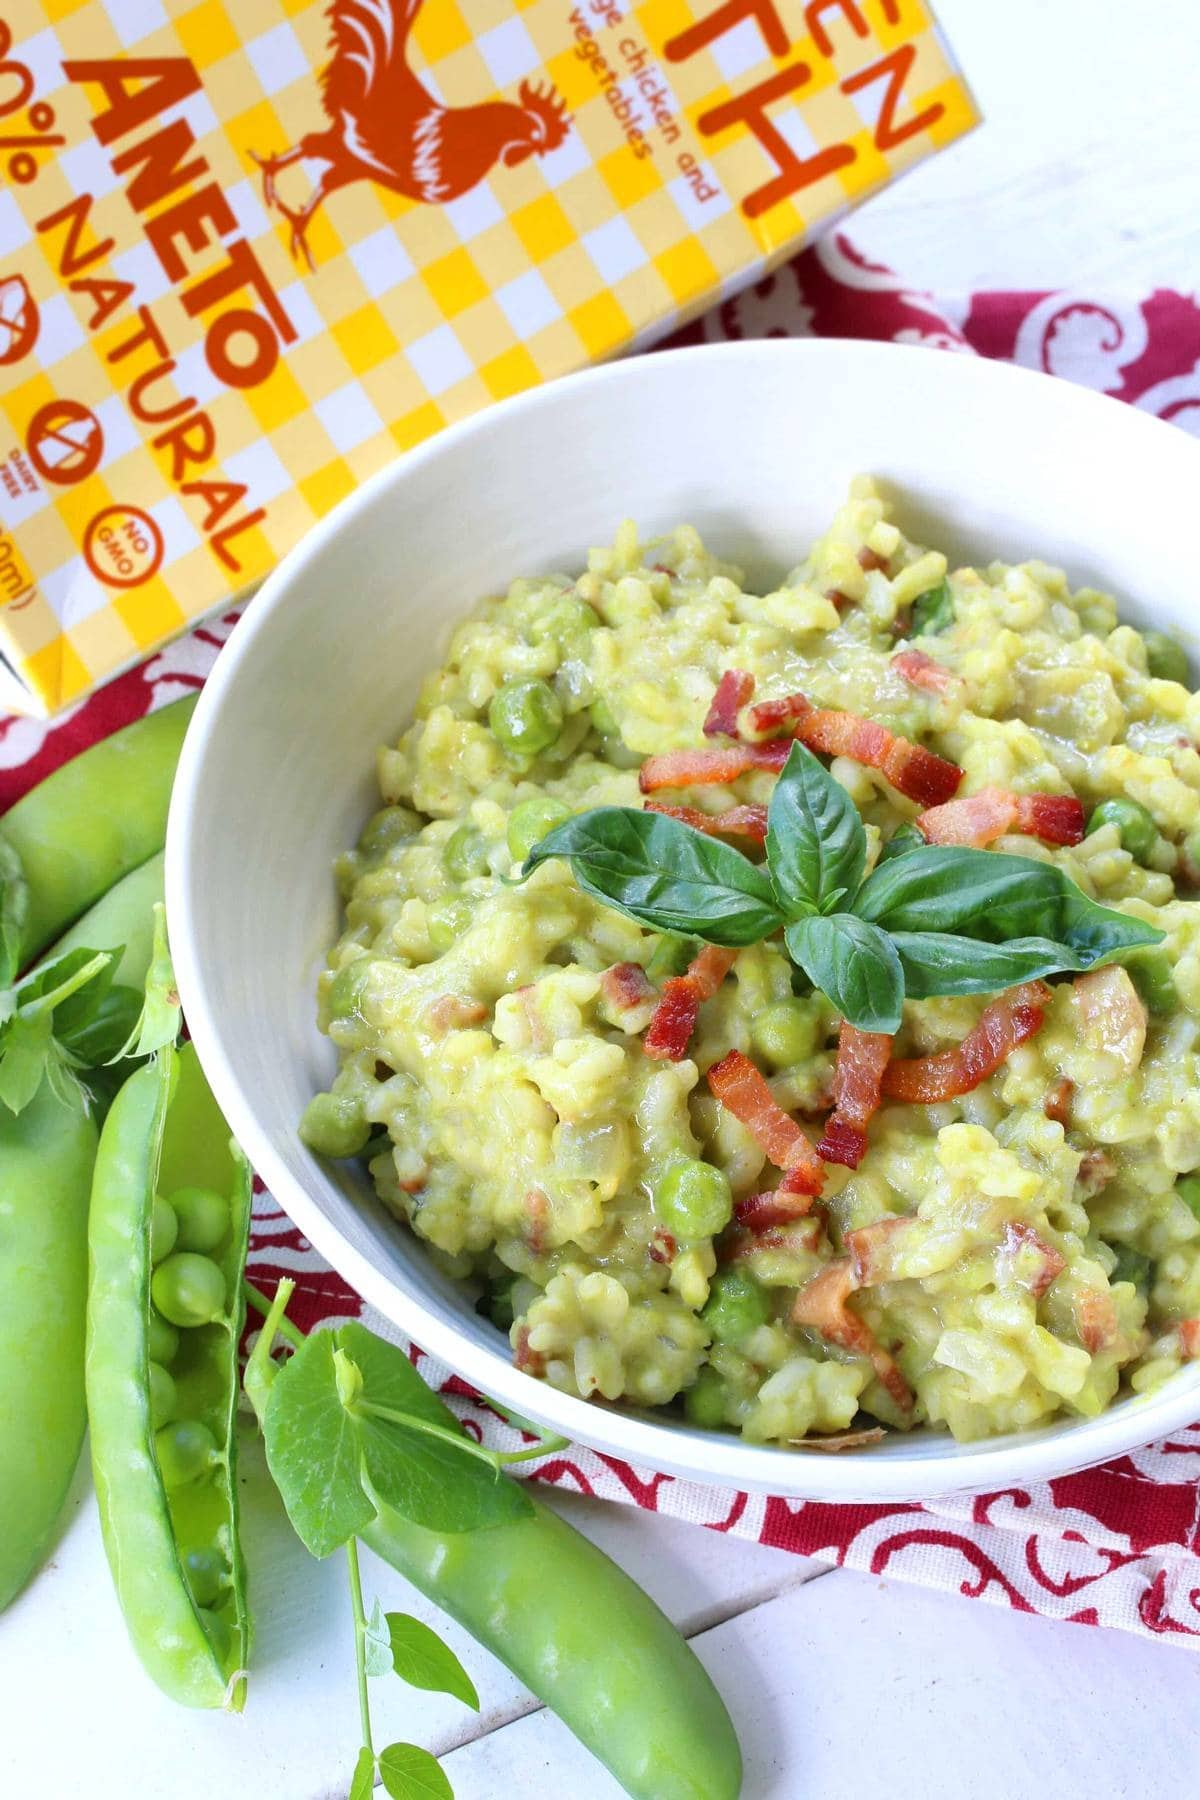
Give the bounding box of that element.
[520,743,1164,1033]
[521,805,780,946]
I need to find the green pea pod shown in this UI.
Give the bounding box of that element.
[0,698,195,963]
[49,851,165,984]
[87,1041,251,1708]
[0,1077,97,1610]
[361,1494,743,1800]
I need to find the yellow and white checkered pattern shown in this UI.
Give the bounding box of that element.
[0,0,976,712]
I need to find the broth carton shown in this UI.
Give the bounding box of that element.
[0,0,975,712]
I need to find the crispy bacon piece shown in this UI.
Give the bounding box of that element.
[1014,793,1087,845]
[1001,1220,1066,1299]
[1075,1286,1119,1355]
[1076,1148,1117,1199]
[601,961,654,1011]
[745,691,813,738]
[817,1025,892,1169]
[644,801,768,843]
[880,981,1052,1104]
[791,1258,913,1410]
[513,1324,545,1377]
[735,1187,816,1232]
[794,708,962,806]
[426,994,488,1034]
[1179,1319,1200,1358]
[703,669,755,737]
[707,1050,824,1195]
[1043,1076,1075,1126]
[845,1216,919,1286]
[916,785,1085,848]
[802,1426,887,1452]
[1073,966,1147,1074]
[524,1188,549,1255]
[858,546,890,572]
[644,945,737,1061]
[648,1228,677,1265]
[725,1217,824,1262]
[892,648,957,694]
[638,740,791,792]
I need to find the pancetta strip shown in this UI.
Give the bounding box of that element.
[880,982,1052,1103]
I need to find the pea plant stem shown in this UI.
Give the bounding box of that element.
[356,1399,568,1471]
[345,1537,374,1756]
[242,1278,305,1350]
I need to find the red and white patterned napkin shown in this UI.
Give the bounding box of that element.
[9,235,1200,1646]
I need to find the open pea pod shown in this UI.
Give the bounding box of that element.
[87,1039,251,1709]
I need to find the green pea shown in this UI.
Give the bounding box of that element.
[150,1253,227,1330]
[147,1309,179,1366]
[654,1159,733,1239]
[878,824,925,864]
[533,596,601,641]
[300,1089,371,1158]
[1180,827,1200,884]
[1144,630,1190,685]
[488,679,563,755]
[427,894,474,954]
[683,1366,729,1429]
[701,1268,771,1344]
[443,824,491,883]
[507,797,571,863]
[589,696,619,738]
[154,1418,218,1490]
[646,934,700,981]
[326,960,371,1021]
[1176,1175,1200,1221]
[1086,796,1157,861]
[750,999,818,1068]
[1110,1246,1153,1291]
[148,1361,177,1429]
[167,1185,230,1255]
[911,578,953,636]
[1129,949,1177,1015]
[184,1547,228,1609]
[356,806,419,863]
[149,1195,177,1265]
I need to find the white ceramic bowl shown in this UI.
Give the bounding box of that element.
[168,339,1200,1502]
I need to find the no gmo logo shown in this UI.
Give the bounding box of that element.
[83,506,164,589]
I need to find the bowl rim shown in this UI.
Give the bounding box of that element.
[168,337,1200,1500]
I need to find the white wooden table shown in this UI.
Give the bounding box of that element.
[6,3,1200,1795]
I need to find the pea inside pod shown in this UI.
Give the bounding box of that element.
[87,1040,251,1709]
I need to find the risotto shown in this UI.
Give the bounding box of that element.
[303,478,1200,1445]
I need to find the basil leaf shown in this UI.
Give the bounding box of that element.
[0,840,28,990]
[523,806,782,946]
[767,743,866,917]
[876,824,924,865]
[892,932,1089,997]
[854,845,1163,964]
[785,913,904,1033]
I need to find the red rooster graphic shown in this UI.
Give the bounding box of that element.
[251,0,572,270]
